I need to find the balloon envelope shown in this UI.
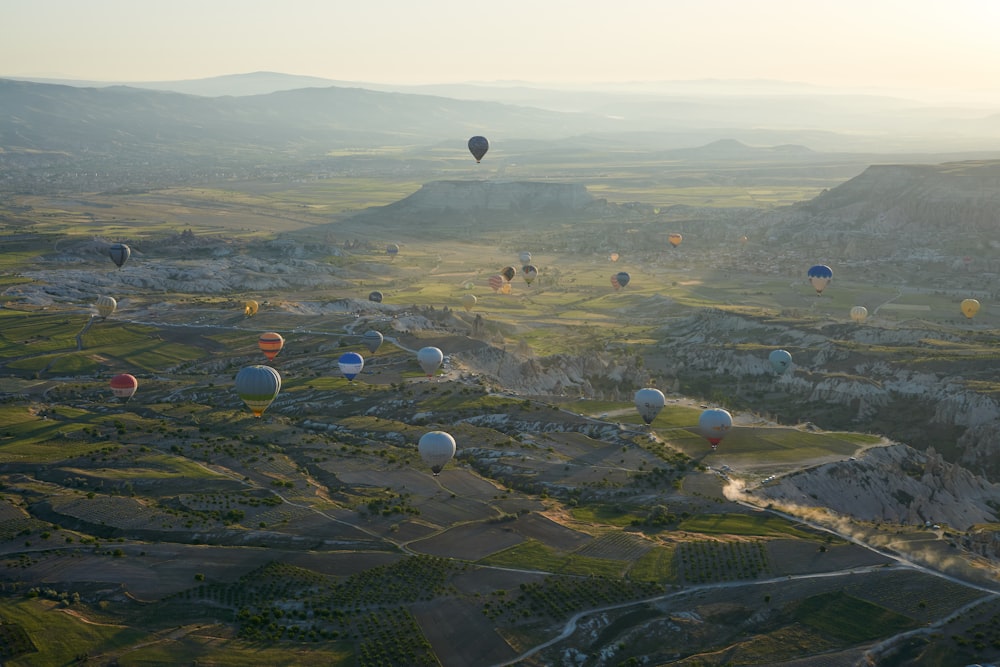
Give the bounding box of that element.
[235,365,281,417]
[258,332,284,361]
[244,300,259,317]
[768,349,792,375]
[488,275,504,292]
[96,295,117,319]
[368,291,384,304]
[109,373,138,402]
[961,299,981,319]
[668,233,683,248]
[500,266,516,282]
[386,243,399,257]
[362,330,383,354]
[634,388,665,425]
[461,294,477,312]
[338,352,365,381]
[108,243,130,269]
[417,346,444,376]
[468,136,489,163]
[850,306,868,323]
[418,431,457,475]
[522,264,538,285]
[807,265,833,294]
[698,408,733,449]
[519,251,532,264]
[611,271,630,290]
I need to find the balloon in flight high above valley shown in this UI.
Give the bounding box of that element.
[850,306,868,323]
[461,294,477,312]
[368,291,383,304]
[611,271,630,291]
[386,243,399,258]
[668,233,683,248]
[468,136,489,163]
[244,300,258,317]
[522,265,538,286]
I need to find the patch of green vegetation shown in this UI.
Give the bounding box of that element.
[678,513,819,540]
[793,591,918,642]
[628,545,678,583]
[570,503,645,527]
[479,539,626,577]
[0,598,147,667]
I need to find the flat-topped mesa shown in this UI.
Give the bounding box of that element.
[387,180,596,213]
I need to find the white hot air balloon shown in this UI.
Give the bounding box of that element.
[634,388,665,425]
[417,346,444,377]
[418,431,457,475]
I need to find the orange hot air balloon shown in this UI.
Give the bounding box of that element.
[258,332,285,361]
[109,374,138,403]
[609,252,620,262]
[961,299,981,319]
[668,233,683,248]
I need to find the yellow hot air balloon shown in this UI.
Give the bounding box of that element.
[668,233,683,248]
[850,306,868,323]
[961,299,981,319]
[244,300,259,317]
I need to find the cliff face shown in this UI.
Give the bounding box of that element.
[749,444,1000,530]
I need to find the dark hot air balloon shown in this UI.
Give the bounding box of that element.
[468,136,489,163]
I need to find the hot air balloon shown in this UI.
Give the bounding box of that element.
[698,408,732,450]
[609,252,620,262]
[244,300,259,317]
[488,275,504,293]
[108,243,130,269]
[235,365,281,417]
[807,265,833,295]
[418,431,457,475]
[961,298,981,319]
[634,388,665,425]
[519,251,532,264]
[522,265,538,286]
[500,266,516,282]
[368,291,384,304]
[668,233,683,248]
[611,271,631,291]
[768,349,792,375]
[338,352,364,381]
[258,332,284,361]
[468,136,489,163]
[362,330,383,354]
[386,243,399,258]
[95,295,117,320]
[850,306,868,323]
[417,346,444,377]
[461,294,477,312]
[109,374,138,403]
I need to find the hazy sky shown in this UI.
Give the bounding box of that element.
[4,0,1000,98]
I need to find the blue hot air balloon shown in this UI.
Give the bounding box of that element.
[338,352,365,381]
[807,264,833,294]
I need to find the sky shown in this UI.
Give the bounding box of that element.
[4,0,1000,100]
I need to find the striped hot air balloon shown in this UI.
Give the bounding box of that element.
[258,332,284,361]
[235,365,281,417]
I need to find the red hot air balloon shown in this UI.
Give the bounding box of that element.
[110,374,138,403]
[258,332,284,361]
